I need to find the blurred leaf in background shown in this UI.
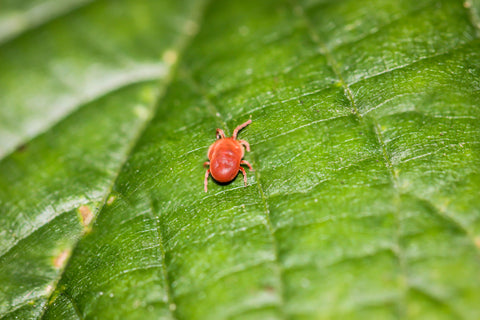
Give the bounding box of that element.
[1,0,480,319]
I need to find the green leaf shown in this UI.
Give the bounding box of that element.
[1,0,480,319]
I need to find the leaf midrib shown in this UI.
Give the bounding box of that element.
[288,3,407,317]
[182,66,289,317]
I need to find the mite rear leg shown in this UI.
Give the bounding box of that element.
[239,140,250,152]
[216,128,226,139]
[204,169,210,192]
[233,119,252,140]
[203,161,210,168]
[239,167,248,187]
[241,160,253,171]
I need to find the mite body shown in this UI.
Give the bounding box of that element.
[204,119,253,192]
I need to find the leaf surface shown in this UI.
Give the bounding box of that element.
[1,0,480,319]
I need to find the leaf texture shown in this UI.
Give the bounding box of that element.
[1,0,479,319]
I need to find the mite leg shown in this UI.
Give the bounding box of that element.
[203,161,210,168]
[241,160,253,171]
[204,169,210,192]
[233,119,252,140]
[239,167,248,187]
[216,129,226,139]
[238,140,250,152]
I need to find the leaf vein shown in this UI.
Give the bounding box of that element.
[296,3,410,317]
[348,39,476,87]
[151,198,179,320]
[184,67,288,318]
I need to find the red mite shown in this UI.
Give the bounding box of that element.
[204,119,253,192]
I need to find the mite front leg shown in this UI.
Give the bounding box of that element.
[204,169,211,192]
[203,161,210,168]
[233,119,252,139]
[238,140,250,152]
[216,129,226,139]
[239,167,248,187]
[241,160,253,171]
